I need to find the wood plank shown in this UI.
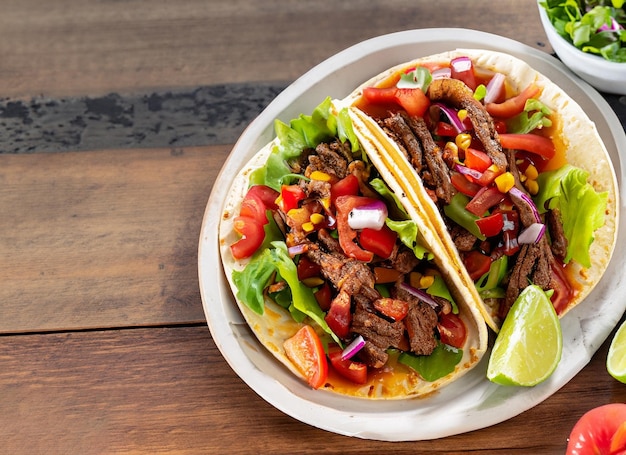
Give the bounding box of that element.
[0,146,227,332]
[1,325,624,454]
[0,0,551,98]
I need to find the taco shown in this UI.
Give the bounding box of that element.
[340,49,618,332]
[218,98,488,399]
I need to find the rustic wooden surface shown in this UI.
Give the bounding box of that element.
[1,0,625,454]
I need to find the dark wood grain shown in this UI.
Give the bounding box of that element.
[1,326,624,455]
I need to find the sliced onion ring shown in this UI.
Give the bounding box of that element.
[454,163,483,180]
[398,282,439,310]
[484,72,506,104]
[341,335,365,360]
[509,187,541,224]
[432,67,451,79]
[432,103,467,133]
[518,222,546,244]
[348,200,388,230]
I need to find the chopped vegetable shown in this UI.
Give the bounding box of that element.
[283,325,329,389]
[341,335,366,360]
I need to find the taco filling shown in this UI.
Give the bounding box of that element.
[346,50,615,331]
[221,98,486,397]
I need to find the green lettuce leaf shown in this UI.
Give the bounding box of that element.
[397,343,464,381]
[535,164,608,267]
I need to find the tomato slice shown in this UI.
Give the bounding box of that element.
[240,185,279,224]
[475,212,505,237]
[245,185,279,210]
[464,148,492,173]
[278,184,306,213]
[283,325,328,389]
[463,250,492,280]
[373,298,409,321]
[297,256,321,281]
[325,291,352,339]
[359,225,397,259]
[314,282,332,311]
[499,133,556,160]
[437,312,467,349]
[435,121,458,136]
[465,186,506,216]
[362,86,397,104]
[334,195,376,262]
[485,83,541,118]
[550,260,575,316]
[395,88,431,117]
[328,345,368,385]
[451,172,482,197]
[230,215,265,260]
[566,403,626,455]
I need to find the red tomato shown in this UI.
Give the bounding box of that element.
[566,404,626,455]
[464,148,492,173]
[328,345,368,384]
[330,174,360,207]
[314,282,332,311]
[245,185,279,210]
[373,298,409,321]
[435,121,458,136]
[283,325,329,389]
[279,184,306,212]
[359,225,397,259]
[325,292,352,339]
[476,166,504,186]
[465,186,506,216]
[362,86,397,104]
[494,209,521,257]
[476,212,505,237]
[230,215,265,260]
[451,172,482,197]
[297,256,321,281]
[334,196,376,262]
[437,312,467,349]
[463,250,492,280]
[395,88,431,117]
[550,261,574,316]
[499,133,556,160]
[485,83,541,118]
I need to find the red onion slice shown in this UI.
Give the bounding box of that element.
[398,282,439,310]
[341,335,365,360]
[517,222,546,244]
[454,163,483,180]
[432,67,451,79]
[348,200,388,230]
[509,187,541,223]
[433,103,467,133]
[484,73,506,104]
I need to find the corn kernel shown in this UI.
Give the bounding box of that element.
[310,170,331,182]
[455,133,472,150]
[302,222,315,232]
[419,275,435,289]
[457,109,468,122]
[310,213,325,225]
[525,179,539,195]
[444,141,459,162]
[495,172,515,193]
[320,197,330,209]
[524,164,539,180]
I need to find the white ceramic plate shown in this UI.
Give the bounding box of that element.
[198,28,626,441]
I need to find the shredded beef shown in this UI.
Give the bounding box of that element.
[547,208,568,259]
[357,341,389,369]
[450,224,478,252]
[306,140,350,179]
[404,301,438,356]
[428,78,507,170]
[383,114,425,174]
[385,245,420,274]
[352,301,404,355]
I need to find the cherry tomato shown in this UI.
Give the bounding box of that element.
[245,185,279,210]
[566,403,626,455]
[325,291,352,339]
[463,250,492,280]
[328,345,368,385]
[373,297,409,321]
[437,312,467,349]
[230,215,265,260]
[334,195,376,262]
[499,133,556,160]
[475,212,505,237]
[283,325,328,389]
[240,185,279,224]
[464,148,492,173]
[485,83,541,118]
[359,225,397,259]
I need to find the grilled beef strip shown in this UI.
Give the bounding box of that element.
[546,207,568,259]
[352,300,405,368]
[393,282,440,356]
[428,78,507,170]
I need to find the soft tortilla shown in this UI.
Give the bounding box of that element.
[218,132,489,399]
[339,49,619,332]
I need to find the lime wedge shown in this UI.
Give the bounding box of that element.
[607,319,626,383]
[487,285,562,386]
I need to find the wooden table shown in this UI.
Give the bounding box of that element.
[2,1,625,453]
